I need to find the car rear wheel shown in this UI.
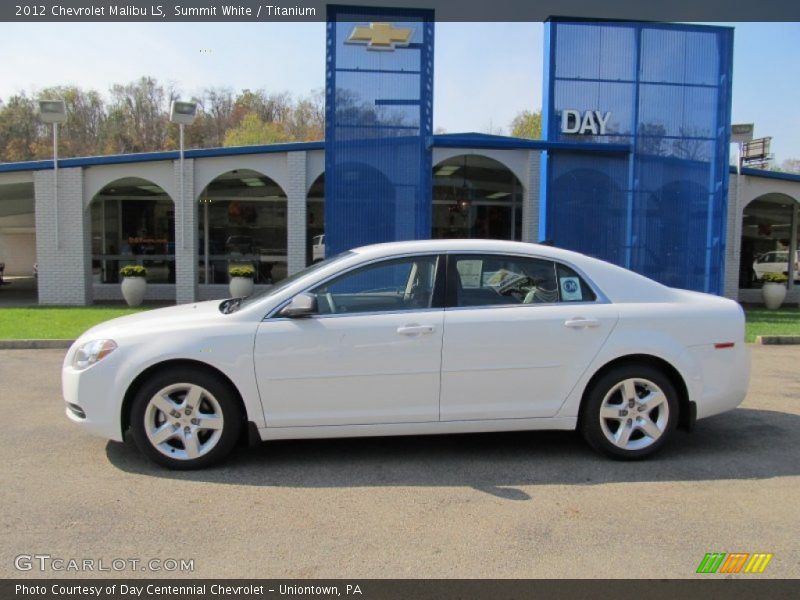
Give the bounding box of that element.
[580,364,678,460]
[130,368,242,469]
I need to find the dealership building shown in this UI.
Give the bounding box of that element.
[1,12,799,306]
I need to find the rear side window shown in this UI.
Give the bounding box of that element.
[449,254,597,307]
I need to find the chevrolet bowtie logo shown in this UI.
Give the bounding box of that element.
[346,22,413,51]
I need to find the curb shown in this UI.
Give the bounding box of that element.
[0,340,74,349]
[756,336,800,345]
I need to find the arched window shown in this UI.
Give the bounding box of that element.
[197,169,288,285]
[740,194,799,289]
[432,155,523,241]
[90,177,175,285]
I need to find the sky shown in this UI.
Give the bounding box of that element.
[1,21,798,163]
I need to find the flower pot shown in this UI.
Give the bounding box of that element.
[121,276,147,307]
[229,276,254,298]
[762,282,786,310]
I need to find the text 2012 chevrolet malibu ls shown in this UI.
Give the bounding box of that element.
[63,240,750,469]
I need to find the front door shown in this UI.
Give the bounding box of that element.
[254,254,445,427]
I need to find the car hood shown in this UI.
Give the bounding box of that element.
[76,300,229,343]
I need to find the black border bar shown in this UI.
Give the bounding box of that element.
[2,0,800,22]
[3,580,799,600]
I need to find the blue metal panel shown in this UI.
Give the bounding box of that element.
[543,19,734,294]
[325,5,434,257]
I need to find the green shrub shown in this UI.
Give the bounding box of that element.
[119,265,147,278]
[762,272,788,284]
[229,266,256,279]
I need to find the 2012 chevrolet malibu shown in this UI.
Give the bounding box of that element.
[63,240,750,469]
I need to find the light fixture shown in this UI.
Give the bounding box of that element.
[486,192,510,199]
[242,178,266,187]
[169,100,198,125]
[435,165,460,177]
[38,100,67,124]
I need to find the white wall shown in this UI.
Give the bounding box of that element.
[0,213,36,275]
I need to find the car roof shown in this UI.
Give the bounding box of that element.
[352,239,584,261]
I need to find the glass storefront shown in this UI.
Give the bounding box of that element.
[90,179,175,284]
[300,158,524,268]
[432,155,522,241]
[197,170,288,285]
[739,195,799,289]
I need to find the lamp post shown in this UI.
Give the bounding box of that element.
[169,100,198,251]
[38,100,67,248]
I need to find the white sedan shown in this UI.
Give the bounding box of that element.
[63,240,750,469]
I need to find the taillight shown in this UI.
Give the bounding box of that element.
[714,342,735,349]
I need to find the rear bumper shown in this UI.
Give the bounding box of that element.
[690,343,751,421]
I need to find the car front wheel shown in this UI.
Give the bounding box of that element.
[580,364,678,460]
[129,368,242,469]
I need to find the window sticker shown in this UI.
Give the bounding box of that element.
[456,260,483,288]
[560,276,582,301]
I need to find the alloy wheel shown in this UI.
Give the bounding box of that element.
[598,377,670,451]
[144,383,224,460]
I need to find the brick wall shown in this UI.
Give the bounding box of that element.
[174,159,196,305]
[34,167,91,305]
[522,151,542,243]
[286,151,307,275]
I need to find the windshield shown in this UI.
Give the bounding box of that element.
[220,251,355,314]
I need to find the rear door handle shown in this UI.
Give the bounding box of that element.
[397,324,435,336]
[564,318,600,328]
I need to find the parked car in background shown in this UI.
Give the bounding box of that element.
[312,234,325,263]
[63,239,750,469]
[752,250,800,282]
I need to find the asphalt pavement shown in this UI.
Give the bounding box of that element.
[1,345,798,579]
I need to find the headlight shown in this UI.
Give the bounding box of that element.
[72,339,117,371]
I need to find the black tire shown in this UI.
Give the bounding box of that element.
[580,364,678,460]
[129,367,243,470]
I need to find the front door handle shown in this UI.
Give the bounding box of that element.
[564,317,600,329]
[397,324,435,336]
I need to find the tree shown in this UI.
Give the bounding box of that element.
[0,94,42,161]
[223,112,289,146]
[38,86,106,158]
[104,77,175,154]
[510,110,542,139]
[284,90,325,141]
[189,87,236,148]
[771,158,800,174]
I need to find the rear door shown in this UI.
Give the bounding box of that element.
[439,253,618,420]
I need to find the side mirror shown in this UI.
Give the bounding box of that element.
[280,293,317,318]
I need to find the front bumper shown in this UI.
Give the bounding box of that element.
[62,353,125,442]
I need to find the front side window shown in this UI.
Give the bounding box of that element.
[311,255,440,315]
[450,254,596,307]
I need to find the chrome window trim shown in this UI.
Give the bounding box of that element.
[268,306,445,322]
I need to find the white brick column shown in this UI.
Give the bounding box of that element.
[286,151,308,275]
[173,158,197,305]
[724,175,743,300]
[34,167,91,305]
[521,150,542,243]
